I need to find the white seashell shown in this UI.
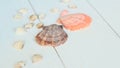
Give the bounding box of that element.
[15,27,26,35]
[61,0,71,3]
[32,54,43,63]
[68,4,77,9]
[36,23,44,29]
[39,13,46,19]
[18,8,28,14]
[29,14,38,21]
[50,8,60,13]
[14,61,25,68]
[13,40,24,50]
[13,13,22,20]
[17,61,25,67]
[14,64,22,68]
[24,23,34,29]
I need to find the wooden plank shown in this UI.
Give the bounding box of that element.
[30,0,120,68]
[1,0,120,68]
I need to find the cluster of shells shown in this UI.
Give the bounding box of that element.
[13,8,44,68]
[14,54,43,68]
[14,0,78,35]
[14,11,44,35]
[13,0,78,68]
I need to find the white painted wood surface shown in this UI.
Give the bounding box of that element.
[0,0,120,68]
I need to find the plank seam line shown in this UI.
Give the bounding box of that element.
[27,0,66,68]
[85,0,120,39]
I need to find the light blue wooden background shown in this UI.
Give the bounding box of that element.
[0,0,120,68]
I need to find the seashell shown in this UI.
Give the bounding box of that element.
[36,23,44,29]
[61,0,71,3]
[15,27,26,35]
[39,13,46,19]
[32,54,43,63]
[13,13,22,20]
[24,23,34,29]
[36,24,68,46]
[50,8,60,13]
[13,40,24,50]
[57,10,92,31]
[18,8,28,14]
[14,61,25,68]
[29,14,37,21]
[14,64,22,68]
[68,4,77,9]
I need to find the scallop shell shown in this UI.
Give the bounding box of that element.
[58,12,92,31]
[36,24,68,46]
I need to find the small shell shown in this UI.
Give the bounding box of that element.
[24,23,34,29]
[14,64,22,68]
[17,61,25,67]
[39,13,46,19]
[14,61,25,68]
[61,0,71,3]
[50,8,60,13]
[13,13,22,20]
[13,40,24,50]
[68,4,77,9]
[29,14,37,21]
[36,23,44,29]
[32,54,43,63]
[18,8,28,14]
[15,27,26,35]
